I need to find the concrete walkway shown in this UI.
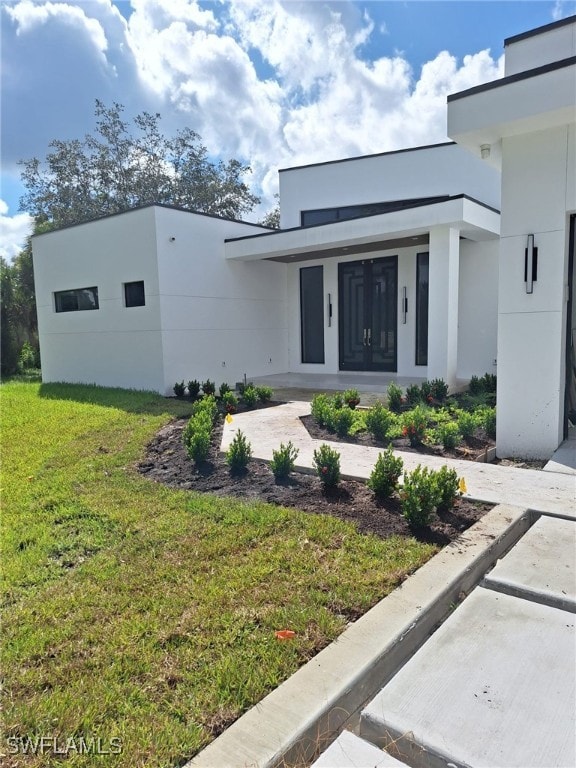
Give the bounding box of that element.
[189,402,575,768]
[221,400,575,518]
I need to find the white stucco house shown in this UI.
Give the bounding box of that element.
[32,15,576,458]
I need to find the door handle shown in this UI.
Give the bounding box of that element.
[363,328,367,346]
[367,328,372,346]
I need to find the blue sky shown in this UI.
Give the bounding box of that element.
[2,0,575,259]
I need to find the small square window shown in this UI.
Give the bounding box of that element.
[124,281,145,307]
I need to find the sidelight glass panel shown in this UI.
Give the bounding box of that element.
[415,252,429,366]
[300,266,325,363]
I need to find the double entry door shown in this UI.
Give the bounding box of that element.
[338,256,398,371]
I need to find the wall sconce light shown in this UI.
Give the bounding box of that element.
[402,286,408,324]
[524,234,538,294]
[327,293,333,327]
[480,144,491,159]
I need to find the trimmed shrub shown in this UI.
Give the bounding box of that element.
[429,378,449,402]
[343,389,360,409]
[270,441,299,480]
[332,393,344,409]
[434,466,460,511]
[457,410,478,440]
[202,379,216,396]
[483,407,496,438]
[226,430,252,473]
[219,382,231,398]
[255,385,273,403]
[242,385,258,408]
[481,373,497,393]
[401,405,428,446]
[333,407,354,437]
[387,382,403,413]
[468,375,483,395]
[187,380,201,399]
[313,444,341,488]
[365,402,395,441]
[437,421,462,450]
[311,393,332,427]
[186,429,211,463]
[400,465,440,527]
[221,390,238,414]
[173,381,186,398]
[367,448,403,499]
[405,383,422,407]
[420,380,432,401]
[191,394,218,422]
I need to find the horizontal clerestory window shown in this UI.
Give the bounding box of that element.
[54,287,99,313]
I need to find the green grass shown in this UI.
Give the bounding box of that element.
[1,382,437,767]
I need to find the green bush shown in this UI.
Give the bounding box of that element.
[483,407,496,438]
[429,378,449,402]
[191,394,218,422]
[185,429,211,463]
[18,341,38,372]
[202,379,216,396]
[219,382,231,398]
[226,430,252,473]
[255,385,273,403]
[401,405,429,446]
[437,421,461,450]
[187,380,201,399]
[420,380,432,401]
[457,410,478,440]
[481,373,497,393]
[173,381,186,398]
[405,383,422,407]
[365,402,395,441]
[434,466,460,511]
[311,393,332,427]
[222,390,238,414]
[270,441,299,479]
[468,375,483,395]
[400,465,440,527]
[367,448,403,499]
[333,407,354,437]
[387,382,403,413]
[343,389,360,409]
[242,385,258,408]
[332,393,344,409]
[313,444,341,488]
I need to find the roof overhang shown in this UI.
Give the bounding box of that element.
[447,57,576,169]
[225,196,500,263]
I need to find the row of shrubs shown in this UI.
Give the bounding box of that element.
[215,431,463,529]
[311,390,496,448]
[174,379,273,401]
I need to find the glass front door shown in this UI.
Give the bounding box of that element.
[339,256,398,371]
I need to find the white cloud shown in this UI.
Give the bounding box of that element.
[1,0,508,220]
[553,0,576,20]
[0,201,33,261]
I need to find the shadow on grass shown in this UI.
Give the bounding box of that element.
[37,381,193,417]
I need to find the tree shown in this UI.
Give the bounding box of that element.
[1,259,19,375]
[0,239,39,376]
[260,193,280,229]
[19,100,260,231]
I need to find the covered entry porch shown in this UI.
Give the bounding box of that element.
[226,196,500,389]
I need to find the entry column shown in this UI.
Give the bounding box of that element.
[427,226,460,387]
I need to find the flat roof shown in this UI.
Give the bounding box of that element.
[505,13,576,46]
[278,142,456,174]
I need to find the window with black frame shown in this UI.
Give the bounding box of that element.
[300,266,325,364]
[124,281,145,307]
[54,287,99,313]
[415,253,429,366]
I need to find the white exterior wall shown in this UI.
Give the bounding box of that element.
[497,124,576,457]
[504,21,576,76]
[457,239,499,380]
[33,207,166,392]
[279,143,500,228]
[154,207,287,393]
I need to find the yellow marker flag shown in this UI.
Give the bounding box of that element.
[458,477,467,494]
[225,413,233,423]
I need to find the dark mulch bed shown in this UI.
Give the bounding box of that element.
[138,407,493,547]
[301,414,495,461]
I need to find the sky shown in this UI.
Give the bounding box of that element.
[2,0,576,260]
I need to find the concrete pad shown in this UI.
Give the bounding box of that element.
[361,587,576,768]
[187,505,530,768]
[311,730,407,768]
[544,429,576,475]
[483,515,576,612]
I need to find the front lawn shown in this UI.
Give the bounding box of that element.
[1,382,437,767]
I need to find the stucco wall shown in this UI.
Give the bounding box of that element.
[33,207,166,392]
[497,124,576,457]
[154,207,287,393]
[279,143,501,229]
[504,20,576,77]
